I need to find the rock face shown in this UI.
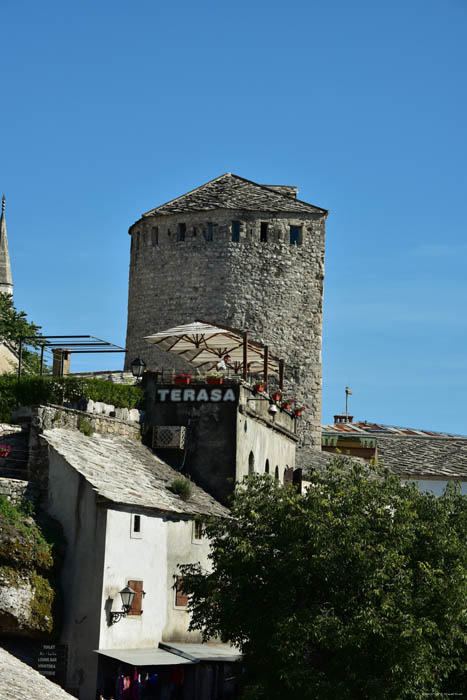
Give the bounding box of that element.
[125,174,328,448]
[0,497,58,637]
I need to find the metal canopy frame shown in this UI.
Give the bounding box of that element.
[18,335,126,379]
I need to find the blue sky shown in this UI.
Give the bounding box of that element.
[1,0,466,433]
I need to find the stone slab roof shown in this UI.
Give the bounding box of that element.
[142,173,327,217]
[0,647,75,700]
[42,429,228,518]
[377,435,467,479]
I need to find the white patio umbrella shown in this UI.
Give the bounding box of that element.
[144,321,281,375]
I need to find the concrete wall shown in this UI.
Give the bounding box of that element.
[145,379,297,503]
[46,449,107,700]
[125,206,325,448]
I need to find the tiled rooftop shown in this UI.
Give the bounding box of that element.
[0,647,75,700]
[142,173,327,217]
[42,429,228,518]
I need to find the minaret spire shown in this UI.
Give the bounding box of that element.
[0,195,14,296]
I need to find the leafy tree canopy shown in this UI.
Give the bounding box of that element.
[0,293,48,374]
[181,462,467,700]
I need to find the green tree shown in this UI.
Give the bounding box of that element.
[0,293,49,374]
[180,463,467,700]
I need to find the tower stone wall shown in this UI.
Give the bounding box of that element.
[125,198,326,448]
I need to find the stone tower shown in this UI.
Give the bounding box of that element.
[125,173,328,447]
[0,195,13,296]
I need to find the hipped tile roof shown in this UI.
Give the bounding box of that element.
[42,429,228,518]
[142,173,327,217]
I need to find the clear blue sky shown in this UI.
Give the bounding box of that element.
[1,0,466,433]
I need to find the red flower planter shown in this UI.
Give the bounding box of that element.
[174,377,191,385]
[294,409,303,417]
[282,401,292,410]
[254,384,265,393]
[271,392,282,402]
[207,377,223,385]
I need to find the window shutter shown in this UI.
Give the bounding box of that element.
[175,576,188,607]
[128,580,143,616]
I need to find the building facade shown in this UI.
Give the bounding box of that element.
[125,173,328,448]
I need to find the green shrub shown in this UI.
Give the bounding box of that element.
[169,477,192,501]
[0,375,145,420]
[78,419,93,437]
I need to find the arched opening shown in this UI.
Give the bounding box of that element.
[274,466,279,480]
[248,451,255,475]
[265,459,270,474]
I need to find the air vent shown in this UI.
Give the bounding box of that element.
[152,426,187,450]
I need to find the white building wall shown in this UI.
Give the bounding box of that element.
[236,411,296,482]
[99,509,168,650]
[406,479,467,496]
[163,519,212,642]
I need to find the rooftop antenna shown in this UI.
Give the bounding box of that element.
[345,386,353,421]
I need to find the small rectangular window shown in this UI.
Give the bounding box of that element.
[175,576,188,607]
[260,222,268,243]
[130,513,143,538]
[232,221,240,242]
[204,222,214,241]
[151,226,159,246]
[290,226,302,245]
[194,521,203,540]
[177,223,186,241]
[127,579,144,616]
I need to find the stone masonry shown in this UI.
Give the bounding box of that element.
[125,174,327,447]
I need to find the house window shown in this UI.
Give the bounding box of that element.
[248,451,255,475]
[265,459,270,474]
[130,513,142,539]
[127,579,144,616]
[175,576,188,607]
[232,221,240,242]
[177,223,186,241]
[290,226,302,245]
[194,520,203,540]
[204,222,214,241]
[151,226,159,245]
[260,222,268,243]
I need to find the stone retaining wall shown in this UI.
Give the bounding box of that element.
[0,478,38,505]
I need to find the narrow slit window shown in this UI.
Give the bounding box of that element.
[248,451,255,475]
[290,226,302,245]
[260,223,268,243]
[194,520,203,540]
[133,515,141,533]
[265,459,270,474]
[204,222,214,241]
[232,221,240,242]
[151,226,159,245]
[177,223,186,241]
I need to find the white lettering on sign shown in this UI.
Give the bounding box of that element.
[156,387,236,402]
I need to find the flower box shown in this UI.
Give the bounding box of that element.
[207,377,223,385]
[174,375,191,385]
[271,391,282,402]
[254,383,265,393]
[294,409,304,417]
[281,401,292,410]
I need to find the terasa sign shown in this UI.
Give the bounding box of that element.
[156,387,236,402]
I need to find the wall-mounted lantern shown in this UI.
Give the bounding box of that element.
[130,357,146,380]
[109,586,136,625]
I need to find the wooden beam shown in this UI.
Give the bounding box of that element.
[279,359,284,391]
[243,331,248,381]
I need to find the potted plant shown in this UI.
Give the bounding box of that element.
[270,389,282,402]
[294,405,306,417]
[253,381,265,393]
[206,371,223,385]
[173,373,192,385]
[0,444,11,458]
[281,397,295,410]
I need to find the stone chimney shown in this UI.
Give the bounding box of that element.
[334,414,353,424]
[52,349,71,376]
